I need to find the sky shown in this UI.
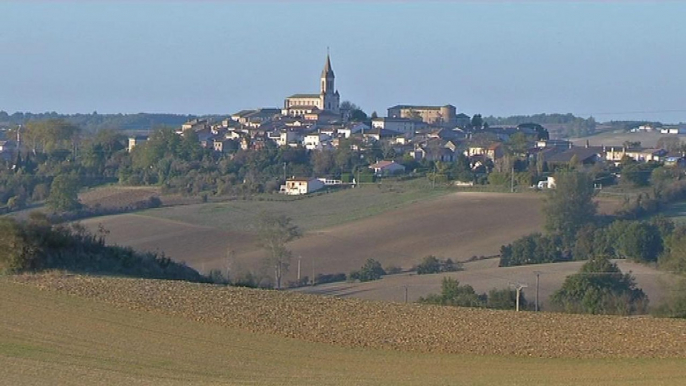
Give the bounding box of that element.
[2,1,686,123]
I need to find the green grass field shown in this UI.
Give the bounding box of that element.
[140,180,453,232]
[2,278,686,385]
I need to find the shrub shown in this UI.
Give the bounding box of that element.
[416,255,462,274]
[349,259,386,282]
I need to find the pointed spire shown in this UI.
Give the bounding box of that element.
[321,51,334,78]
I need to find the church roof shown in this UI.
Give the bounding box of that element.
[287,94,320,99]
[321,54,334,78]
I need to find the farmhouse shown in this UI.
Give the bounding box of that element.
[369,160,406,176]
[127,135,148,152]
[279,177,325,195]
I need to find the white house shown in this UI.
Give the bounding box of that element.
[276,131,300,147]
[339,122,370,138]
[368,160,406,176]
[127,135,148,152]
[371,117,418,138]
[279,177,326,195]
[303,133,331,150]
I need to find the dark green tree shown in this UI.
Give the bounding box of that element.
[47,174,81,211]
[543,171,597,248]
[551,257,648,315]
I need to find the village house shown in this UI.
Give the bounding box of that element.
[279,177,326,195]
[368,160,406,176]
[466,143,504,161]
[127,135,148,152]
[371,117,420,138]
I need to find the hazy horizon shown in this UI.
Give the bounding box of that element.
[3,2,686,123]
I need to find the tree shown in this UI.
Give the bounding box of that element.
[255,212,301,289]
[543,171,597,248]
[606,220,662,263]
[470,114,483,130]
[499,233,562,267]
[551,257,648,315]
[416,255,462,274]
[47,174,81,211]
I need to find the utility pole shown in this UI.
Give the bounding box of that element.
[432,162,437,189]
[297,255,302,281]
[510,164,515,193]
[311,257,315,286]
[534,271,541,312]
[404,285,408,303]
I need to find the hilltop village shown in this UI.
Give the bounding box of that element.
[116,54,686,195]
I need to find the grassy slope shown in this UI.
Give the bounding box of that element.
[140,180,453,232]
[2,279,686,386]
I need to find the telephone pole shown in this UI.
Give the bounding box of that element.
[534,271,541,311]
[510,164,515,193]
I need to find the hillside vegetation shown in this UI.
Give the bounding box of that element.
[0,215,206,282]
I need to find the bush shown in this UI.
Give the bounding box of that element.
[416,255,462,274]
[314,272,346,285]
[349,259,386,282]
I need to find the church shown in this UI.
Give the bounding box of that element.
[282,54,340,118]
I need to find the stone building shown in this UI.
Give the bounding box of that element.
[387,104,457,127]
[282,55,340,117]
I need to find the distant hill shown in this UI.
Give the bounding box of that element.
[0,111,227,133]
[484,113,596,138]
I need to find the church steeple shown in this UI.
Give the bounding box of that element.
[321,53,335,94]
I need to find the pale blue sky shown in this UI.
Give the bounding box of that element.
[2,1,686,123]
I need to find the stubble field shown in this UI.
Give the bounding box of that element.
[2,274,686,385]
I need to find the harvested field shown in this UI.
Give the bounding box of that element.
[83,191,620,285]
[4,278,686,386]
[11,274,686,359]
[79,214,255,268]
[79,186,161,209]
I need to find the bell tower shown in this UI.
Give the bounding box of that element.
[320,52,340,114]
[320,53,335,94]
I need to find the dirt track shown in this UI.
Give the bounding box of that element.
[12,274,686,359]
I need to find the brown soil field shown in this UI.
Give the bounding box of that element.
[10,274,686,359]
[293,259,675,309]
[4,277,686,386]
[83,192,618,284]
[82,192,547,276]
[79,186,161,209]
